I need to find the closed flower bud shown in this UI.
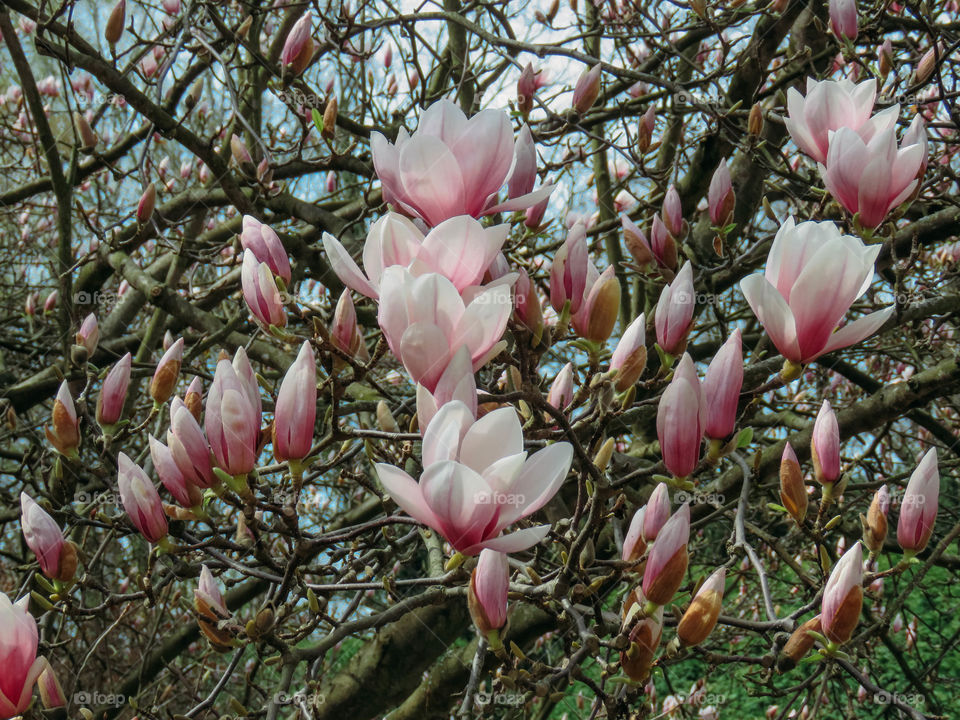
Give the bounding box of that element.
[829,0,858,40]
[677,567,725,647]
[281,11,315,75]
[517,62,538,116]
[45,380,80,458]
[376,400,399,433]
[915,43,942,85]
[185,77,203,108]
[184,376,203,422]
[230,134,254,171]
[20,493,66,580]
[821,543,863,644]
[514,268,544,337]
[572,64,601,114]
[811,400,840,485]
[105,0,126,45]
[96,352,132,427]
[37,664,66,709]
[76,313,99,356]
[322,96,338,139]
[550,222,589,314]
[862,485,889,553]
[708,158,735,226]
[572,266,621,343]
[621,590,663,681]
[74,111,97,152]
[702,329,743,440]
[642,482,671,542]
[779,443,807,524]
[241,249,287,328]
[117,452,168,543]
[622,507,647,564]
[661,185,683,238]
[778,615,822,671]
[610,313,646,392]
[655,262,695,356]
[878,39,893,80]
[637,106,656,153]
[273,342,317,463]
[642,503,690,605]
[150,435,202,508]
[468,549,509,634]
[546,362,574,413]
[897,447,939,554]
[136,182,156,224]
[150,337,183,404]
[748,102,764,136]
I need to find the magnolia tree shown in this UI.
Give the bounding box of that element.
[0,0,958,718]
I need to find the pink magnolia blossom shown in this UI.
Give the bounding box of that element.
[571,265,621,343]
[46,380,80,458]
[97,352,132,427]
[240,216,290,283]
[241,249,286,328]
[330,289,363,357]
[609,312,646,391]
[509,125,538,199]
[572,64,602,114]
[819,124,926,229]
[280,11,315,74]
[621,214,677,272]
[829,0,858,40]
[821,542,863,643]
[656,353,705,478]
[370,99,553,226]
[740,218,893,365]
[323,213,508,298]
[642,503,690,605]
[811,399,841,484]
[117,452,168,543]
[150,435,201,508]
[168,397,215,488]
[468,549,509,632]
[76,313,99,355]
[783,78,898,163]
[546,362,574,412]
[273,342,317,463]
[661,185,683,238]
[897,447,939,553]
[150,336,183,404]
[195,565,228,618]
[550,222,589,314]
[514,267,544,336]
[708,158,735,226]
[0,593,47,718]
[205,358,260,476]
[655,262,695,355]
[622,506,647,562]
[642,482,672,542]
[702,329,743,440]
[20,493,65,579]
[376,401,572,554]
[377,267,512,392]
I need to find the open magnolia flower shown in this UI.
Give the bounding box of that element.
[322,212,509,298]
[370,99,553,226]
[783,78,898,164]
[740,218,893,366]
[377,267,513,391]
[0,592,49,717]
[375,401,573,554]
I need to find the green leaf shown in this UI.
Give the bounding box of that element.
[736,427,753,448]
[311,108,324,135]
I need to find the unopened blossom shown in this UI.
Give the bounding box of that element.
[677,567,726,647]
[150,337,183,404]
[375,401,573,554]
[656,353,705,479]
[150,435,201,509]
[708,158,735,226]
[550,223,589,314]
[168,396,215,488]
[0,592,47,717]
[821,543,863,644]
[205,358,259,476]
[829,0,858,40]
[117,453,168,543]
[280,11,315,75]
[702,329,743,440]
[240,216,290,283]
[97,352,132,427]
[609,313,647,392]
[468,549,509,633]
[241,250,287,328]
[76,313,99,356]
[571,265,621,343]
[642,482,671,542]
[811,400,840,485]
[897,447,939,554]
[572,64,601,114]
[642,503,690,605]
[370,99,553,226]
[655,262,695,355]
[46,381,80,458]
[273,342,317,463]
[20,494,68,581]
[546,362,574,412]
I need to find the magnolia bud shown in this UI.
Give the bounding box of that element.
[677,568,725,647]
[572,64,601,115]
[637,106,656,153]
[74,111,97,152]
[322,96,338,139]
[862,485,889,553]
[105,0,126,46]
[878,39,893,81]
[915,43,942,84]
[779,443,807,524]
[748,103,764,136]
[150,337,184,404]
[136,183,156,224]
[778,616,822,671]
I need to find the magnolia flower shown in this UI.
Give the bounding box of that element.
[740,218,893,367]
[897,447,939,554]
[571,265,621,343]
[622,506,647,563]
[150,434,201,508]
[468,549,509,633]
[150,337,183,404]
[20,493,66,580]
[708,158,735,226]
[621,214,677,272]
[677,567,726,647]
[117,453,168,543]
[811,400,841,484]
[702,329,743,440]
[783,78,898,163]
[46,381,80,458]
[819,124,926,229]
[656,354,705,479]
[280,11,315,75]
[655,262,694,355]
[273,342,317,463]
[241,250,286,328]
[97,352,132,427]
[375,401,572,554]
[546,362,574,412]
[377,268,512,392]
[821,542,863,644]
[76,313,99,356]
[240,216,290,283]
[550,222,589,314]
[642,503,690,605]
[609,313,647,392]
[168,396,215,488]
[370,99,553,226]
[0,593,47,717]
[323,213,509,298]
[205,358,259,476]
[415,346,477,433]
[829,0,858,40]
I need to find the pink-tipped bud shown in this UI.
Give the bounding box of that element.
[637,106,656,153]
[74,111,97,151]
[829,0,857,40]
[240,216,291,283]
[150,434,202,508]
[117,452,168,543]
[45,380,80,458]
[326,170,337,193]
[897,447,939,554]
[184,376,203,422]
[330,289,360,357]
[610,313,646,392]
[517,62,538,116]
[20,493,67,581]
[195,565,233,648]
[621,590,663,682]
[642,503,690,605]
[230,134,254,170]
[96,352,132,427]
[811,399,840,484]
[821,542,863,644]
[150,337,183,405]
[915,42,942,84]
[137,182,156,224]
[572,265,621,343]
[656,353,705,479]
[862,484,889,553]
[654,262,695,356]
[702,329,743,440]
[468,549,509,633]
[546,362,574,413]
[572,64,602,114]
[677,567,725,647]
[281,11,315,75]
[708,158,736,226]
[550,223,589,314]
[622,506,647,564]
[779,443,807,524]
[508,125,537,200]
[642,482,671,542]
[524,195,549,229]
[273,342,317,463]
[43,290,58,313]
[76,313,99,356]
[37,663,66,709]
[878,39,894,80]
[661,185,683,238]
[168,398,216,488]
[205,359,259,476]
[514,268,544,337]
[241,249,287,328]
